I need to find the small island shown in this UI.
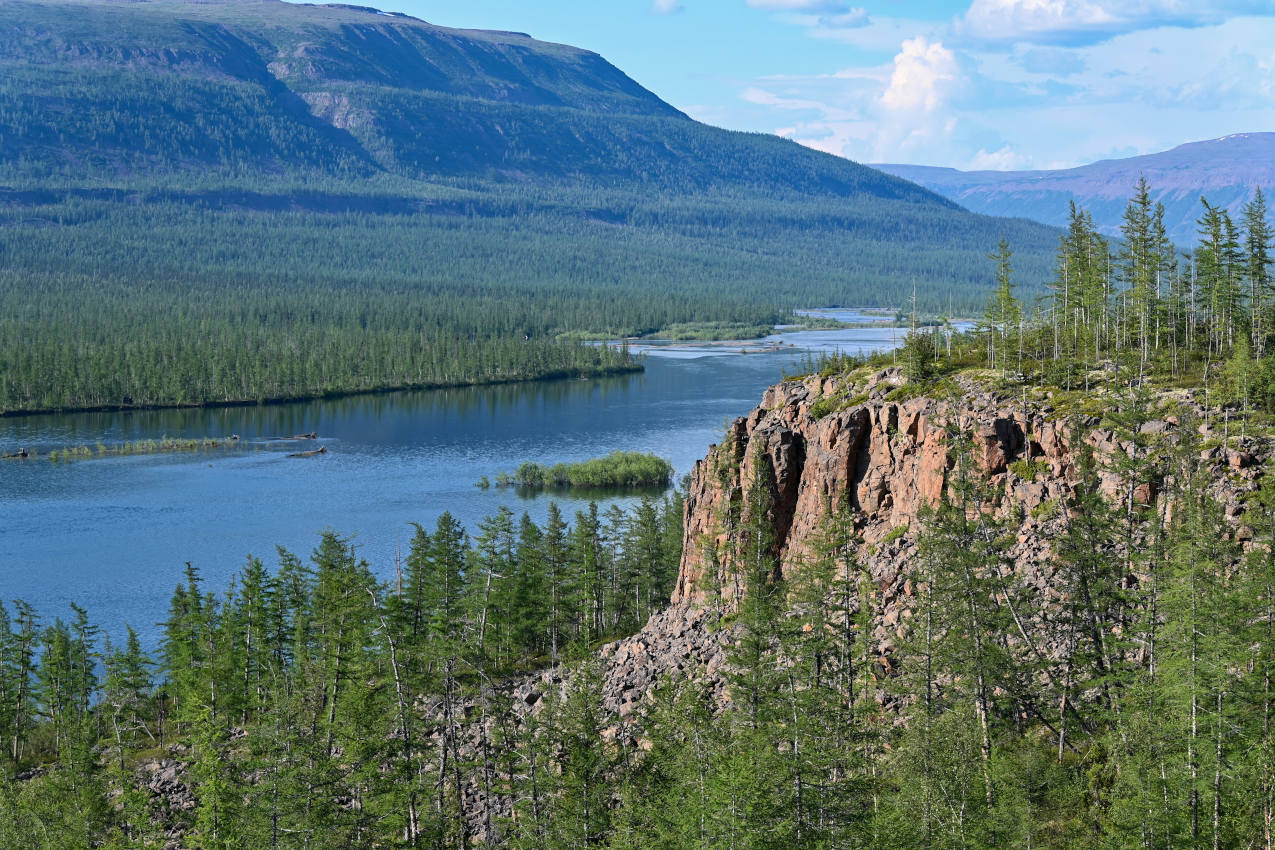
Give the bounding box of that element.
[487,451,674,490]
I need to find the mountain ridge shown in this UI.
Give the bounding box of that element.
[875,132,1275,245]
[1,0,951,204]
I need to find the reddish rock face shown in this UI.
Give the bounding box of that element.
[676,374,1061,605]
[673,371,1247,609]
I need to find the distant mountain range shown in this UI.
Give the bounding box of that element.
[876,134,1275,247]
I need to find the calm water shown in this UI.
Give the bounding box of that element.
[0,311,905,644]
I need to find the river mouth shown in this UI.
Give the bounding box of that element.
[0,311,928,644]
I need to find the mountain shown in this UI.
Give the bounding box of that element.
[2,0,940,198]
[876,133,1275,246]
[0,0,1065,413]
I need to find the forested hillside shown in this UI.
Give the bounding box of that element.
[0,0,1061,414]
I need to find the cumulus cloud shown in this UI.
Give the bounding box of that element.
[742,37,971,164]
[722,0,1275,169]
[960,0,1275,45]
[880,37,960,113]
[651,0,683,14]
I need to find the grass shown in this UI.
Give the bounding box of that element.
[493,451,674,490]
[46,436,247,462]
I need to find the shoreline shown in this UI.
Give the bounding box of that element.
[0,363,644,420]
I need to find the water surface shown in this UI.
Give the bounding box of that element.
[1,312,904,643]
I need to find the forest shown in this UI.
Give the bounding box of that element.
[0,0,1062,415]
[2,181,1274,847]
[0,176,1056,416]
[0,496,684,848]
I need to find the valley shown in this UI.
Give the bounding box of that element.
[0,0,1059,416]
[2,0,1274,847]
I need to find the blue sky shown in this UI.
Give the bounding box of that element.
[362,1,1275,170]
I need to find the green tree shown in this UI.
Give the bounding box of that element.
[984,236,1022,373]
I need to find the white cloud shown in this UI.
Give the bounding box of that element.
[819,8,870,29]
[745,0,848,10]
[780,120,878,158]
[959,0,1275,45]
[1016,46,1088,74]
[968,145,1029,169]
[880,37,960,113]
[962,0,1114,43]
[756,37,968,164]
[741,87,832,111]
[651,0,683,14]
[724,6,1275,170]
[806,14,939,53]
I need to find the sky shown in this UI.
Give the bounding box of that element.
[357,1,1275,171]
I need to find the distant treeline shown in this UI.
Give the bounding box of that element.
[0,176,1057,414]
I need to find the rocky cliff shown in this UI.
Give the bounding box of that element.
[673,366,1264,662]
[427,367,1267,841]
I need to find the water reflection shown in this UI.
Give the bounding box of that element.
[0,320,904,645]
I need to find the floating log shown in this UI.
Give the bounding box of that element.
[287,445,328,458]
[274,431,318,441]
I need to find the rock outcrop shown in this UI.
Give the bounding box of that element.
[676,369,1263,611]
[669,370,1275,703]
[437,368,1267,839]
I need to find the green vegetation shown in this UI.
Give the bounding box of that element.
[642,409,1275,848]
[496,452,674,490]
[650,322,776,341]
[0,0,1059,415]
[0,176,1055,416]
[1008,457,1048,480]
[19,6,1275,844]
[0,495,684,848]
[881,523,910,544]
[2,178,1273,847]
[45,435,245,462]
[806,180,1275,430]
[11,408,1275,847]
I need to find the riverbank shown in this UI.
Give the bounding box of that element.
[0,323,905,646]
[560,313,860,344]
[0,362,644,420]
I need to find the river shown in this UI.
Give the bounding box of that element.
[0,311,911,643]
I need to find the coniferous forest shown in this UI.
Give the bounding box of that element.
[2,183,1274,848]
[0,0,1062,416]
[0,497,685,848]
[0,176,1057,415]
